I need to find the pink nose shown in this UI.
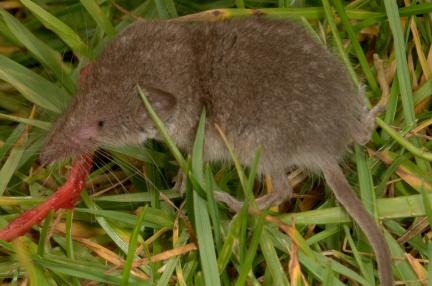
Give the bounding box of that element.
[72,126,98,145]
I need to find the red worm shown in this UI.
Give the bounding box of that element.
[0,155,93,241]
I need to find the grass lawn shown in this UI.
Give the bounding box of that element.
[0,0,432,285]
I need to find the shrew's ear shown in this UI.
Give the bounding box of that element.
[140,86,177,120]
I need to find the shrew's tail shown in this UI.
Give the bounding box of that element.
[322,161,393,286]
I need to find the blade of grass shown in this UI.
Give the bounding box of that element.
[383,0,415,126]
[355,145,378,217]
[107,145,169,167]
[246,148,261,197]
[191,110,206,183]
[139,86,221,285]
[191,110,221,286]
[121,207,148,286]
[331,0,380,94]
[96,191,180,203]
[378,118,432,161]
[322,0,359,86]
[281,193,432,224]
[375,149,432,191]
[235,0,245,9]
[259,230,290,285]
[14,239,50,285]
[21,0,93,58]
[0,147,25,196]
[75,207,174,229]
[204,166,221,247]
[343,225,371,284]
[176,5,432,23]
[234,214,265,286]
[0,113,50,130]
[65,210,75,258]
[268,228,364,285]
[0,124,25,162]
[428,242,432,284]
[37,212,53,256]
[191,194,220,286]
[420,184,432,233]
[33,256,143,284]
[154,0,178,19]
[157,229,192,286]
[80,192,130,254]
[63,212,82,286]
[214,125,247,198]
[382,226,418,283]
[0,8,75,93]
[0,55,67,112]
[138,86,186,170]
[80,0,116,36]
[217,209,242,272]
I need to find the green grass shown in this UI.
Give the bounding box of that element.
[1,0,432,285]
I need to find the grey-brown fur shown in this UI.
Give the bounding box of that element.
[41,18,392,285]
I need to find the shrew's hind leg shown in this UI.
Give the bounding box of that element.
[354,104,385,145]
[354,86,386,145]
[213,191,244,212]
[214,173,292,212]
[173,170,187,194]
[254,174,293,209]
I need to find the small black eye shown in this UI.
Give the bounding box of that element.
[98,120,105,128]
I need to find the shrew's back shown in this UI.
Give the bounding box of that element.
[197,19,364,169]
